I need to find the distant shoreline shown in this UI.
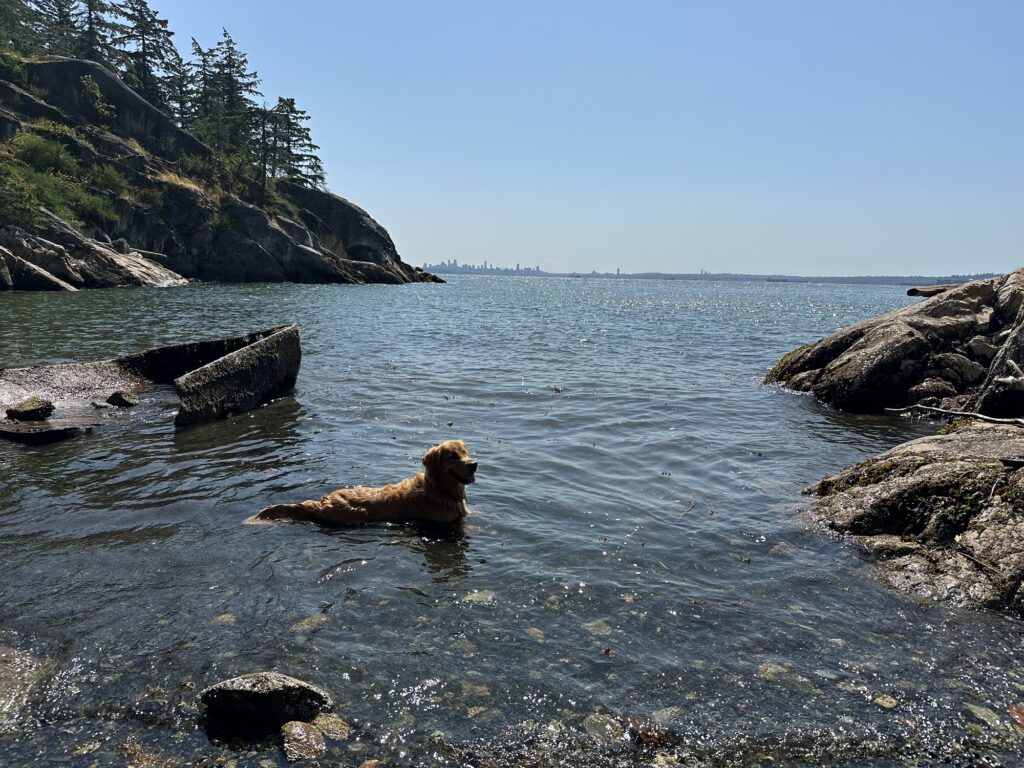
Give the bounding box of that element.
[424,267,997,287]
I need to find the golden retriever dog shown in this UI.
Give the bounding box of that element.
[247,440,477,526]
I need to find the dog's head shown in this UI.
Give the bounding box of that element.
[422,440,478,495]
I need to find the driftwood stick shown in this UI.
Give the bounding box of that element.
[885,404,1024,427]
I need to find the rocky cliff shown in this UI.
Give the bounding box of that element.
[0,57,439,290]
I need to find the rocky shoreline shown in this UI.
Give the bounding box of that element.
[768,268,1024,611]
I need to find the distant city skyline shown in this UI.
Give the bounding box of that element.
[155,1,1023,276]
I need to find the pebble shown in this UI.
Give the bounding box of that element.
[212,613,236,626]
[525,627,545,643]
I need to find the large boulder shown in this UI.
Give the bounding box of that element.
[766,270,1024,415]
[809,422,1024,610]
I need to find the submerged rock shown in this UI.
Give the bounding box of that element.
[5,395,55,421]
[281,720,327,762]
[582,712,625,745]
[200,671,333,734]
[766,270,1024,415]
[809,422,1024,610]
[0,645,46,734]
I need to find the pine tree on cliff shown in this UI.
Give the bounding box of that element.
[210,28,261,153]
[75,0,126,68]
[116,0,178,112]
[1,0,38,52]
[269,97,325,189]
[29,0,79,56]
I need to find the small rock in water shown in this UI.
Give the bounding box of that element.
[626,714,668,746]
[290,614,328,633]
[107,390,140,407]
[212,613,236,626]
[1009,703,1024,728]
[5,395,55,421]
[461,590,496,605]
[281,720,327,761]
[117,737,174,768]
[757,662,789,681]
[525,627,545,643]
[873,693,899,709]
[582,619,613,637]
[582,712,625,745]
[359,761,383,768]
[91,400,113,409]
[312,712,350,740]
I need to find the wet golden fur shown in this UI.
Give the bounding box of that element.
[247,440,477,526]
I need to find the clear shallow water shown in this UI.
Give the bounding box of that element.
[1,277,1022,766]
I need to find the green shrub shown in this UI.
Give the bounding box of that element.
[0,157,42,228]
[72,190,117,226]
[80,75,115,119]
[87,163,129,196]
[30,119,82,142]
[12,132,79,175]
[0,49,27,86]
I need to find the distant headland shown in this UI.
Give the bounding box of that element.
[421,260,996,287]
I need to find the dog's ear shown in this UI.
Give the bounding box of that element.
[422,445,443,478]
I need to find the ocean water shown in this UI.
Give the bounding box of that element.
[1,276,1022,766]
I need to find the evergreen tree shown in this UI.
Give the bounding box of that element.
[0,1,38,52]
[116,0,178,111]
[210,28,260,153]
[30,0,79,56]
[75,0,125,68]
[269,97,325,188]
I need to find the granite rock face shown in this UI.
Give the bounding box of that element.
[766,271,1024,415]
[809,423,1024,611]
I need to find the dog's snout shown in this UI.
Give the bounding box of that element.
[467,461,478,472]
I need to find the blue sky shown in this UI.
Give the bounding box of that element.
[153,1,1023,275]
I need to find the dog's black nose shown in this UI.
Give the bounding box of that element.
[467,462,478,472]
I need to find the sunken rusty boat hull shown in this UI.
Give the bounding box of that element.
[0,325,300,440]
